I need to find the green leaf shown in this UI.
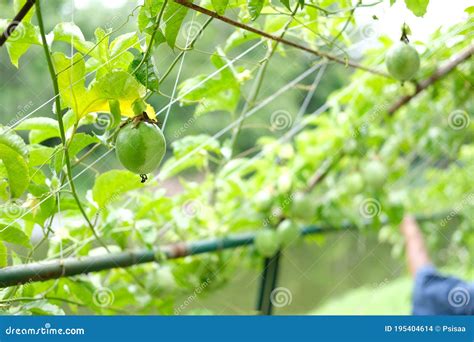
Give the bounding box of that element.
[15,117,60,144]
[163,2,188,48]
[248,0,264,20]
[14,0,35,22]
[212,0,229,14]
[92,170,144,208]
[278,0,291,11]
[110,32,141,56]
[0,220,31,248]
[129,53,160,92]
[178,53,240,115]
[0,127,29,198]
[404,0,429,17]
[52,133,99,173]
[91,71,151,117]
[161,135,221,178]
[53,52,155,119]
[138,0,165,32]
[0,20,40,67]
[224,29,260,52]
[0,242,7,268]
[21,301,65,315]
[28,145,55,167]
[52,22,96,57]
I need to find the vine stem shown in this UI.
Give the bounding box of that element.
[173,0,390,78]
[144,16,213,100]
[133,0,168,75]
[35,0,108,250]
[160,17,213,83]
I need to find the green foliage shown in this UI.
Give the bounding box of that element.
[1,0,473,316]
[248,0,264,20]
[178,53,241,116]
[212,0,229,15]
[403,0,430,17]
[0,127,29,198]
[92,170,144,209]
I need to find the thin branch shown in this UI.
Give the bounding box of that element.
[132,0,168,75]
[305,151,344,192]
[173,0,390,78]
[0,0,36,47]
[35,0,108,250]
[159,16,213,83]
[388,44,474,115]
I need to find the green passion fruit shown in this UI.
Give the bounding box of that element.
[385,42,420,81]
[115,120,166,179]
[277,220,300,247]
[362,160,388,188]
[291,192,316,221]
[255,229,280,257]
[345,173,364,193]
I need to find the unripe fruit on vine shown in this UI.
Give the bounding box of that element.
[345,173,364,193]
[291,192,315,221]
[385,42,420,81]
[255,229,280,257]
[362,160,388,188]
[277,220,300,247]
[115,120,166,176]
[254,190,274,211]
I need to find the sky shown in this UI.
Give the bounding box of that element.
[356,0,471,41]
[72,0,471,41]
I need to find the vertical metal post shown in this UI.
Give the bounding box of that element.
[256,250,281,315]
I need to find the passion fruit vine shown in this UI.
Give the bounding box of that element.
[115,113,166,182]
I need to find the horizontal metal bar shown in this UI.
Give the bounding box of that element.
[0,225,334,288]
[0,211,448,288]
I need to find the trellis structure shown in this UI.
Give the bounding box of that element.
[0,214,445,314]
